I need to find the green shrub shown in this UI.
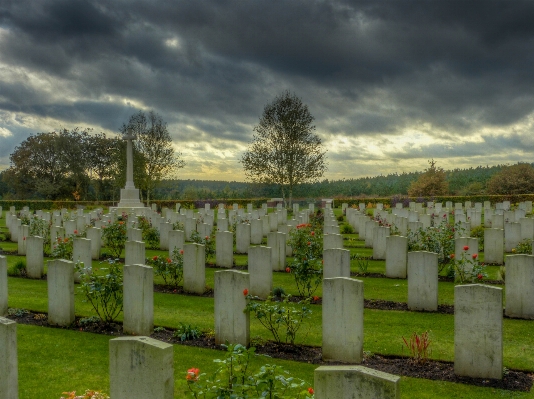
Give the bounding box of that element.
[76,259,123,324]
[146,248,184,288]
[8,259,27,277]
[173,322,202,341]
[340,224,354,234]
[470,225,485,251]
[101,220,127,258]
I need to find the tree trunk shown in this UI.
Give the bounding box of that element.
[288,186,293,209]
[281,186,286,209]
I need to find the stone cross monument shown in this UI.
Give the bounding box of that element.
[117,130,145,208]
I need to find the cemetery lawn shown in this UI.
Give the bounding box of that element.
[3,210,534,398]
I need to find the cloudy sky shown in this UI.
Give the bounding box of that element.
[1,0,534,181]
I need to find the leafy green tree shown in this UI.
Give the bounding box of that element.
[486,163,534,195]
[408,159,449,197]
[240,91,327,207]
[4,129,90,200]
[120,111,185,204]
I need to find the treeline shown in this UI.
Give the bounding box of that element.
[152,164,524,200]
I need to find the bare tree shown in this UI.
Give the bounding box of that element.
[240,91,327,207]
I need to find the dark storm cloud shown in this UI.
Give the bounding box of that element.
[0,0,533,175]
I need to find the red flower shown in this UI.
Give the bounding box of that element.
[307,241,311,246]
[153,256,158,261]
[308,387,314,394]
[166,258,172,263]
[285,267,291,273]
[313,296,319,301]
[450,254,455,259]
[472,254,478,260]
[186,368,200,381]
[243,288,249,296]
[463,245,469,251]
[477,274,483,280]
[179,249,184,255]
[23,236,26,241]
[74,230,78,235]
[205,236,209,240]
[310,231,315,236]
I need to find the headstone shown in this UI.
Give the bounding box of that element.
[214,270,250,346]
[183,244,205,294]
[323,234,343,250]
[127,227,143,242]
[267,232,286,271]
[322,278,364,363]
[407,251,438,311]
[314,366,400,399]
[505,255,534,319]
[168,230,185,255]
[365,220,376,248]
[323,248,350,279]
[484,229,504,265]
[26,236,44,279]
[86,227,101,260]
[47,259,75,326]
[248,246,272,299]
[519,217,534,240]
[504,222,521,252]
[125,241,145,266]
[17,225,28,255]
[217,218,229,232]
[0,317,18,399]
[235,223,251,254]
[64,219,77,236]
[123,264,153,336]
[73,238,92,282]
[269,213,278,232]
[109,337,174,399]
[215,231,233,268]
[372,226,390,260]
[159,222,173,250]
[385,235,408,278]
[184,218,196,241]
[454,284,503,379]
[250,218,263,245]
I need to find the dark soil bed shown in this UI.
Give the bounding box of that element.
[6,309,532,392]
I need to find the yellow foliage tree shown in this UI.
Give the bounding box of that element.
[408,159,449,197]
[486,163,534,195]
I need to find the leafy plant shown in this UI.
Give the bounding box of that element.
[513,239,533,254]
[470,225,485,251]
[340,224,354,234]
[76,259,123,324]
[272,286,286,298]
[402,331,431,364]
[146,248,183,288]
[29,216,51,255]
[408,219,464,272]
[185,343,314,399]
[350,254,369,274]
[101,220,127,258]
[244,295,312,344]
[448,247,487,284]
[8,259,27,277]
[287,223,323,298]
[138,216,160,249]
[190,230,215,263]
[51,236,74,260]
[173,322,202,341]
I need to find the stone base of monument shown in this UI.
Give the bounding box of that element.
[110,188,150,215]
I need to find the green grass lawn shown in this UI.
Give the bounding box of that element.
[1,209,534,398]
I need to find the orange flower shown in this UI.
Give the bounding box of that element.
[285,267,291,273]
[64,238,69,243]
[186,367,200,381]
[308,387,314,394]
[153,256,158,261]
[243,288,249,296]
[166,258,172,263]
[313,296,319,301]
[450,254,455,259]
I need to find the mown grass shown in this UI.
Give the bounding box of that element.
[2,209,534,398]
